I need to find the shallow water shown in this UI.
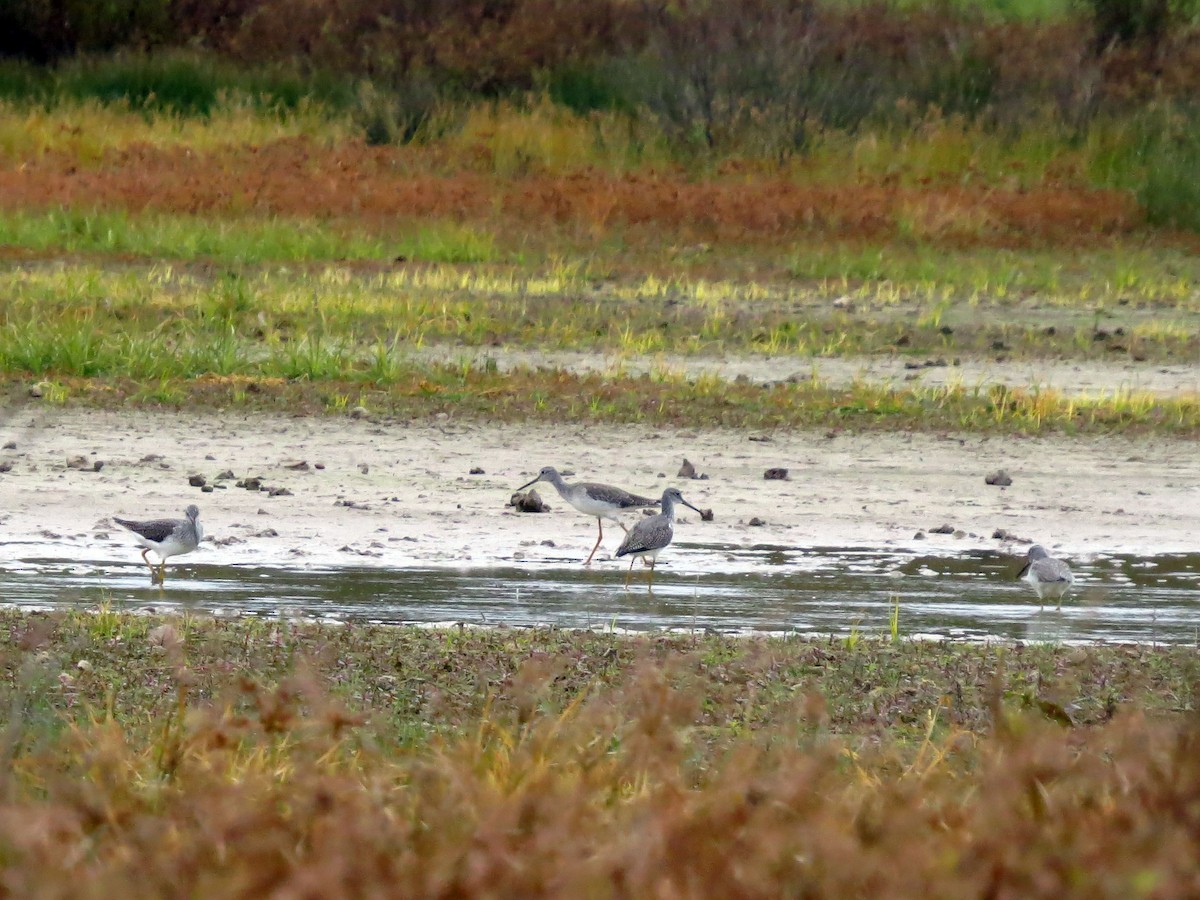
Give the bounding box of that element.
[2,545,1199,644]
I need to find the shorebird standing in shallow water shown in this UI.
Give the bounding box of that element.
[1017,544,1075,609]
[615,487,701,592]
[517,466,660,565]
[114,504,203,583]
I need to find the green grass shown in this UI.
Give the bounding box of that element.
[0,209,496,264]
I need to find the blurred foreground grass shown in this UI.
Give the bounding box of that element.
[1,610,1197,895]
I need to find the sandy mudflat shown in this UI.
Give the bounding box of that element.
[1,406,1198,574]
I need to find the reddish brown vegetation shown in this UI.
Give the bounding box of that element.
[0,139,1141,247]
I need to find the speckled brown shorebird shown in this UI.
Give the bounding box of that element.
[114,504,203,583]
[615,487,701,591]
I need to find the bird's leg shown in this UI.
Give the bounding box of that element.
[584,519,603,566]
[139,548,155,573]
[646,560,656,593]
[624,558,635,590]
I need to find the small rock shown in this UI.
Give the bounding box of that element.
[929,523,955,534]
[237,477,264,491]
[2,441,15,450]
[66,456,90,470]
[148,624,181,650]
[700,508,714,522]
[315,463,326,470]
[267,487,293,497]
[349,406,370,419]
[140,453,164,463]
[359,464,369,475]
[204,454,216,461]
[913,531,926,539]
[678,458,697,479]
[201,485,214,493]
[510,489,549,513]
[748,435,772,443]
[748,517,766,527]
[76,659,92,672]
[763,467,789,481]
[0,462,11,474]
[254,528,280,538]
[283,460,310,471]
[215,469,235,481]
[27,383,44,398]
[540,539,556,547]
[985,470,1013,487]
[188,474,207,487]
[469,467,485,475]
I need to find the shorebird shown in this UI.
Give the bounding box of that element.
[615,487,701,591]
[114,504,203,583]
[517,466,660,565]
[1017,544,1075,609]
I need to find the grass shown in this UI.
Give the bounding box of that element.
[0,609,1197,894]
[5,365,1200,436]
[0,209,495,265]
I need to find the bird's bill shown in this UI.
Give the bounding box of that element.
[1016,561,1032,580]
[681,499,703,515]
[516,475,542,491]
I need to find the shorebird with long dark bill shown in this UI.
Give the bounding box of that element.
[1017,544,1075,609]
[114,504,204,583]
[516,466,661,566]
[615,487,701,592]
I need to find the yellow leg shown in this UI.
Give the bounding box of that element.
[646,560,656,593]
[584,519,604,566]
[624,558,635,589]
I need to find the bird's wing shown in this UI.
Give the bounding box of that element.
[1032,558,1072,583]
[113,517,180,543]
[616,519,671,557]
[579,482,660,509]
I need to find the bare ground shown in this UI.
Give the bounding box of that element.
[1,406,1198,576]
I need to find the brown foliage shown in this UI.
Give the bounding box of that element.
[0,138,1141,248]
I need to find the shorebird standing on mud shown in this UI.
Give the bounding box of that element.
[114,504,204,583]
[516,466,661,566]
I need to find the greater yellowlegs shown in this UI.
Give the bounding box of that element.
[1017,544,1075,609]
[114,504,203,583]
[517,466,660,566]
[615,487,701,591]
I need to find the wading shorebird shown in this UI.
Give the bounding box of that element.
[517,466,660,566]
[114,504,203,583]
[615,487,702,592]
[1017,544,1075,609]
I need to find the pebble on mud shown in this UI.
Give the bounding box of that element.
[748,517,766,527]
[2,441,15,450]
[188,474,207,487]
[469,467,485,475]
[929,523,955,534]
[678,458,697,479]
[764,467,789,480]
[0,462,12,474]
[700,508,714,521]
[510,489,549,513]
[985,470,1013,487]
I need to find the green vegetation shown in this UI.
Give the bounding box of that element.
[0,210,494,264]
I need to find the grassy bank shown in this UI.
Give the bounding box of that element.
[0,609,1197,894]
